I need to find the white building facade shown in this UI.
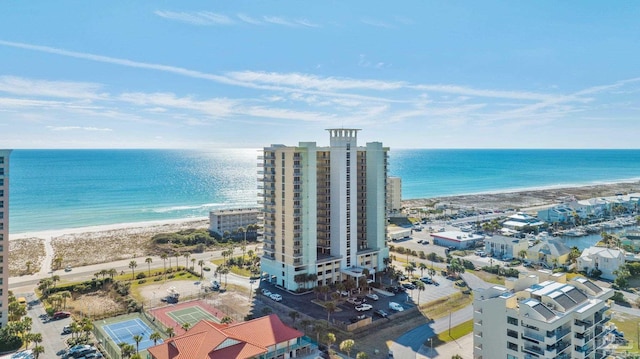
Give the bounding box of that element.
[484,235,529,260]
[259,129,389,291]
[577,247,624,281]
[473,271,614,359]
[0,150,10,327]
[386,176,402,213]
[208,208,261,237]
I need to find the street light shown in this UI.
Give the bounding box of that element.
[429,337,433,354]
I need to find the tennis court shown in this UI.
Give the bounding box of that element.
[167,305,219,326]
[103,318,161,351]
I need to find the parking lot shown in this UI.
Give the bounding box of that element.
[256,269,460,327]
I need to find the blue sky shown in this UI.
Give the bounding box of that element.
[1,1,639,149]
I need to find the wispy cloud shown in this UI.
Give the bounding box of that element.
[155,10,319,28]
[226,71,405,91]
[361,17,392,28]
[47,126,113,132]
[154,11,234,26]
[0,76,106,100]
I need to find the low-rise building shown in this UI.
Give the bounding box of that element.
[148,314,315,359]
[502,212,545,231]
[431,231,483,249]
[484,235,529,260]
[527,238,571,267]
[473,271,614,359]
[208,208,261,237]
[577,247,624,280]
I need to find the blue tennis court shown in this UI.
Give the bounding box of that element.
[103,318,162,351]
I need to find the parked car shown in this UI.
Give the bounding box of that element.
[261,289,272,296]
[270,293,282,302]
[374,309,389,318]
[62,325,72,335]
[401,283,416,290]
[337,290,349,297]
[420,277,433,284]
[350,314,367,323]
[365,293,379,301]
[65,265,72,272]
[52,311,71,320]
[389,302,404,312]
[347,297,363,305]
[355,303,373,312]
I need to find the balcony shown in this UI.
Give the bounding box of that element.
[573,320,592,333]
[522,344,544,356]
[522,330,544,343]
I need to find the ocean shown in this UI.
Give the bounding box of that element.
[7,149,640,234]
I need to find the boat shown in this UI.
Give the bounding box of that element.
[563,229,587,237]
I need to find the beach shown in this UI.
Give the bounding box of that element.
[9,180,640,277]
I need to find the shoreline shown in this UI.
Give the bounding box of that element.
[9,216,209,240]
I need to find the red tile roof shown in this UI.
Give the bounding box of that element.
[148,314,303,359]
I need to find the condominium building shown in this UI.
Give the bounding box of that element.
[473,271,614,359]
[208,208,261,237]
[386,176,402,213]
[0,149,10,327]
[259,129,389,291]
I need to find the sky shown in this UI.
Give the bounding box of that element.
[1,1,639,149]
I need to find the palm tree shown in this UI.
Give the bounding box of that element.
[108,268,117,280]
[52,274,60,287]
[133,334,143,353]
[415,281,426,305]
[340,339,355,359]
[149,331,162,346]
[198,259,205,279]
[53,255,63,271]
[289,311,300,326]
[221,316,233,324]
[145,257,153,277]
[60,291,71,309]
[161,253,168,276]
[428,267,436,280]
[418,262,427,277]
[191,257,196,270]
[129,260,138,280]
[218,266,230,287]
[25,261,33,274]
[183,252,190,269]
[324,301,336,323]
[166,327,175,338]
[181,322,191,331]
[32,345,44,359]
[356,352,368,359]
[174,252,181,270]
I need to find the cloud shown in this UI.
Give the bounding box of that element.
[262,16,319,28]
[0,76,106,100]
[227,71,405,91]
[154,10,234,26]
[237,13,262,25]
[47,126,113,132]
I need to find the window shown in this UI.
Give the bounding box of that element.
[507,342,518,351]
[507,316,518,326]
[507,329,518,339]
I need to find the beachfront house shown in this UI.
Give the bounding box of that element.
[484,235,529,260]
[576,246,624,280]
[526,238,571,268]
[537,204,574,224]
[147,314,316,359]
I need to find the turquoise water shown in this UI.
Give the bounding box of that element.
[8,149,640,233]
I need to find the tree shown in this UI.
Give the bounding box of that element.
[52,274,60,287]
[415,281,426,305]
[339,339,355,359]
[428,267,436,280]
[289,311,300,326]
[174,252,181,270]
[60,291,71,309]
[356,352,369,359]
[198,259,205,279]
[324,301,336,323]
[161,253,168,276]
[166,327,175,338]
[418,262,427,277]
[150,331,162,346]
[518,249,527,261]
[53,255,63,271]
[25,261,33,274]
[181,322,191,332]
[184,252,191,269]
[133,334,143,353]
[145,257,153,277]
[217,266,230,287]
[191,257,196,270]
[221,316,233,324]
[32,345,44,359]
[325,332,336,353]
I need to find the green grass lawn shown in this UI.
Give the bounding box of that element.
[420,292,473,320]
[611,311,640,354]
[424,320,474,347]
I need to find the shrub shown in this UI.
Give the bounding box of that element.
[137,279,147,284]
[203,267,211,272]
[136,272,146,279]
[167,274,175,279]
[153,277,162,282]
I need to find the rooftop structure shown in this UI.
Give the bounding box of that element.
[473,271,614,359]
[147,314,314,359]
[208,208,261,237]
[503,212,545,230]
[431,231,484,250]
[577,247,624,281]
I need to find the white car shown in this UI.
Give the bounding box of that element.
[270,293,282,302]
[355,303,372,312]
[365,293,379,301]
[261,289,272,296]
[389,302,404,312]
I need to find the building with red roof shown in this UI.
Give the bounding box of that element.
[147,314,316,359]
